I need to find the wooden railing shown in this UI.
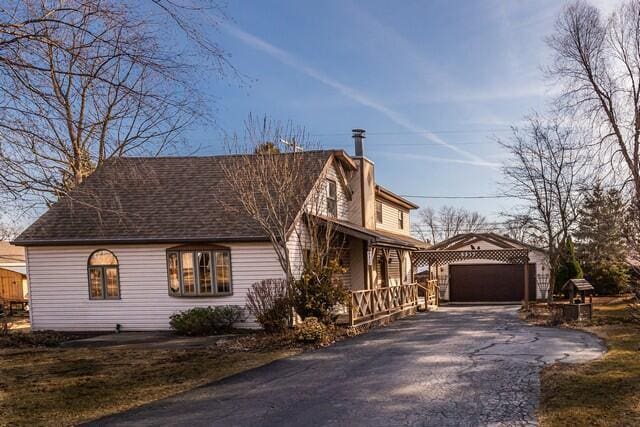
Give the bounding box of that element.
[349,282,419,326]
[415,278,439,309]
[425,279,438,307]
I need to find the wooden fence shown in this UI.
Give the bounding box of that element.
[349,282,418,326]
[0,268,27,302]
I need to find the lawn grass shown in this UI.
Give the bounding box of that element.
[0,339,301,426]
[538,300,640,427]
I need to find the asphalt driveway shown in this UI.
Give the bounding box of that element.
[90,306,604,427]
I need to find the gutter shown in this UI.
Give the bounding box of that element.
[12,236,271,247]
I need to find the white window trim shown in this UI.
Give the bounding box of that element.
[167,249,233,297]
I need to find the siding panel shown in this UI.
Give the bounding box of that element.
[376,199,410,235]
[27,243,284,331]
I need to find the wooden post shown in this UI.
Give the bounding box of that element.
[434,262,440,304]
[371,289,375,319]
[523,261,529,310]
[366,244,373,290]
[349,293,354,326]
[399,249,403,285]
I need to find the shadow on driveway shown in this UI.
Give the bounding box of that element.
[88,306,604,427]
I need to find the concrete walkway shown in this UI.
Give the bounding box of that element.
[89,306,604,427]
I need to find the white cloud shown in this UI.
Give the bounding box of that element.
[220,22,492,167]
[377,151,501,169]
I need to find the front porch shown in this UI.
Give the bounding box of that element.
[347,280,438,326]
[323,218,437,326]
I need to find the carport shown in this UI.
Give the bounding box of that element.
[411,246,532,308]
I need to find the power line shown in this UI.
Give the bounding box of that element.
[411,225,513,231]
[400,194,515,199]
[187,138,499,147]
[399,182,631,200]
[411,221,511,227]
[311,128,513,137]
[327,141,498,147]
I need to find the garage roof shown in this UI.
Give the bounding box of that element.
[429,232,545,253]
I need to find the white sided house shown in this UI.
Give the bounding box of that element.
[424,233,550,303]
[15,130,426,331]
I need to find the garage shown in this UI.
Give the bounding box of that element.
[412,233,550,304]
[449,263,537,303]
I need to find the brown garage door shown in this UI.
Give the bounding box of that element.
[449,264,536,302]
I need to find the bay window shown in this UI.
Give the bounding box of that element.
[167,247,232,296]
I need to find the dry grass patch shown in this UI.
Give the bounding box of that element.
[538,302,640,427]
[0,335,301,426]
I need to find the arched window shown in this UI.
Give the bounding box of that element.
[88,250,120,299]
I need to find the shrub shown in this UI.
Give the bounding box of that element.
[584,262,630,295]
[246,279,291,333]
[290,259,348,323]
[0,331,93,348]
[556,237,583,292]
[169,306,244,336]
[295,317,328,343]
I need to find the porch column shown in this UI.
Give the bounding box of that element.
[523,259,529,310]
[363,242,370,290]
[368,246,376,289]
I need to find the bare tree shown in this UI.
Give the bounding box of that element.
[0,222,16,241]
[548,0,640,206]
[500,215,542,246]
[0,0,231,213]
[412,207,437,244]
[500,114,587,300]
[412,205,488,244]
[221,116,344,282]
[463,210,488,233]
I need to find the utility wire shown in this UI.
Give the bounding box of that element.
[400,182,630,200]
[311,128,513,137]
[327,141,498,147]
[400,194,515,199]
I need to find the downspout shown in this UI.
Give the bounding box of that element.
[25,247,33,328]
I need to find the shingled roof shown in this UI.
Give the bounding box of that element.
[15,151,339,245]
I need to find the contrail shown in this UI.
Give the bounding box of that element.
[221,22,492,167]
[378,151,501,168]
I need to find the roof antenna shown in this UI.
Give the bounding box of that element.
[279,138,303,152]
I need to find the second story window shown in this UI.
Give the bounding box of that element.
[398,210,404,229]
[327,180,337,217]
[376,201,383,224]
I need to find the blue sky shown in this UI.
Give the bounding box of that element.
[188,0,620,224]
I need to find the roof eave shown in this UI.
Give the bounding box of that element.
[375,185,419,210]
[12,236,272,247]
[332,150,357,170]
